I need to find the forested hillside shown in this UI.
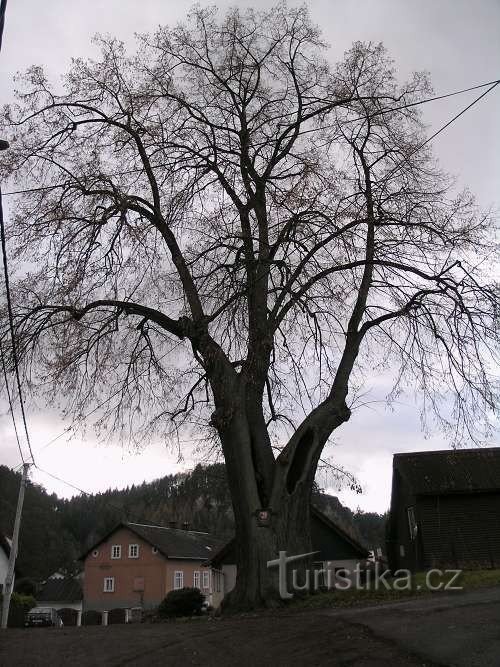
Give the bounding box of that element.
[0,464,386,580]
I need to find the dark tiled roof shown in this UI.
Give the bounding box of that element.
[81,522,224,561]
[37,578,83,603]
[394,447,500,495]
[126,523,224,560]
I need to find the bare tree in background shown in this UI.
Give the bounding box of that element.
[1,5,498,608]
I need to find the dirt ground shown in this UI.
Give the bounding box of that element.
[0,612,437,667]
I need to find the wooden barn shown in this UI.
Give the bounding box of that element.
[387,447,500,572]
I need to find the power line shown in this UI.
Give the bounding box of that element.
[0,339,24,464]
[33,463,163,527]
[301,77,500,137]
[34,465,91,497]
[0,186,35,465]
[10,347,175,469]
[1,77,499,198]
[380,79,500,185]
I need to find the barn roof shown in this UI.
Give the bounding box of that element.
[205,506,369,567]
[394,447,500,495]
[81,522,224,561]
[37,577,83,603]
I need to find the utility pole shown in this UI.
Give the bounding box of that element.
[1,462,30,629]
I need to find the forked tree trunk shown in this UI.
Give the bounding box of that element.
[217,408,324,610]
[223,481,315,610]
[213,373,351,610]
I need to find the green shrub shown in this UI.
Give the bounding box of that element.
[0,592,37,627]
[14,577,38,597]
[158,587,205,618]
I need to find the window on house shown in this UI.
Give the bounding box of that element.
[407,506,418,541]
[193,571,201,589]
[152,546,158,554]
[202,571,210,589]
[92,550,99,558]
[128,544,139,558]
[103,577,115,593]
[133,577,145,592]
[214,571,221,593]
[111,545,121,559]
[174,571,184,590]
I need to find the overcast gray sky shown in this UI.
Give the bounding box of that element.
[1,1,499,513]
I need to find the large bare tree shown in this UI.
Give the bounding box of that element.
[1,5,498,607]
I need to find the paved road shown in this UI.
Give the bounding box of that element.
[322,587,500,666]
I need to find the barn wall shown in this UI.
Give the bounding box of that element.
[418,492,500,569]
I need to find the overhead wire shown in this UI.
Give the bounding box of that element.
[0,187,35,464]
[0,339,24,464]
[1,77,499,198]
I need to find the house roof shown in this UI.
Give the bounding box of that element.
[205,506,369,566]
[37,577,83,603]
[81,522,224,561]
[310,506,369,557]
[394,447,500,496]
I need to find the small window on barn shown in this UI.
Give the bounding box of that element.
[174,571,184,590]
[399,544,405,557]
[128,544,139,559]
[407,506,418,541]
[202,571,210,589]
[193,571,200,589]
[104,577,115,593]
[111,545,121,559]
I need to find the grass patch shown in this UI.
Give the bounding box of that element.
[291,569,500,611]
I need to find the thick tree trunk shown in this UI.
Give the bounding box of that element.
[223,483,314,610]
[213,377,350,611]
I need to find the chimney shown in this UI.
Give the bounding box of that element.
[168,520,177,529]
[182,521,190,531]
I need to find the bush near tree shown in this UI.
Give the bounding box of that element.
[0,592,36,627]
[158,587,205,618]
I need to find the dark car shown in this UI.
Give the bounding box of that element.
[25,607,63,628]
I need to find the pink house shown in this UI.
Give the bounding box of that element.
[82,522,224,612]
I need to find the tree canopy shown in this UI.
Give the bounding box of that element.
[1,4,498,607]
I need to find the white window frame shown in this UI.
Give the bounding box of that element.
[214,570,221,593]
[103,577,115,593]
[111,545,121,559]
[202,571,210,590]
[193,571,201,589]
[128,543,140,559]
[407,506,418,541]
[174,570,184,590]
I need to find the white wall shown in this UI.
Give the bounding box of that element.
[222,564,237,596]
[0,546,9,592]
[40,601,83,612]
